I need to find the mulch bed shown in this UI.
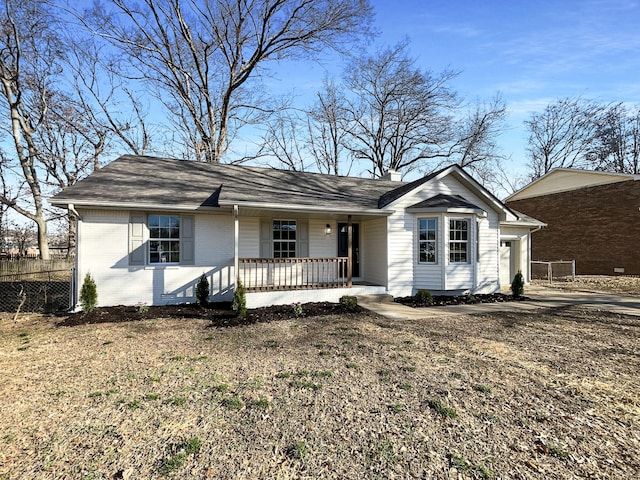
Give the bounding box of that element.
[394,292,529,308]
[56,293,531,328]
[56,301,364,328]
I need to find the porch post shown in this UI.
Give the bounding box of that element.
[347,215,352,287]
[233,205,239,287]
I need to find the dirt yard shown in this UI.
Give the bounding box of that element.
[1,281,639,479]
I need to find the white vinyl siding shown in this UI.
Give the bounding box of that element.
[386,174,501,296]
[387,208,416,296]
[77,209,234,307]
[239,217,260,257]
[309,219,337,258]
[362,217,387,287]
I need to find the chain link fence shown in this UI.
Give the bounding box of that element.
[0,259,74,313]
[531,260,576,284]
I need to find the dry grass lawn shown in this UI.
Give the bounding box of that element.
[1,297,639,478]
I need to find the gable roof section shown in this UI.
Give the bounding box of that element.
[50,155,404,213]
[506,167,640,201]
[380,163,522,221]
[377,166,448,207]
[406,194,486,214]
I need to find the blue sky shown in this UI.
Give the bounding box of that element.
[372,0,640,180]
[59,0,640,192]
[263,0,640,190]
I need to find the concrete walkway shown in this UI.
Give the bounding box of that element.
[356,285,640,320]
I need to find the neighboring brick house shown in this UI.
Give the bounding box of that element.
[506,168,640,275]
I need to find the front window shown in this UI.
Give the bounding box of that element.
[273,220,296,258]
[418,218,437,263]
[149,215,180,263]
[449,219,469,263]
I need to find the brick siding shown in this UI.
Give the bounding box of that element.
[507,180,640,275]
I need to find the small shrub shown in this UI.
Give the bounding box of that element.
[415,289,433,304]
[339,295,358,312]
[195,273,210,306]
[80,273,98,313]
[510,270,525,298]
[135,302,149,313]
[232,278,247,318]
[291,301,303,316]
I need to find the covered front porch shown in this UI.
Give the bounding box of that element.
[230,205,390,307]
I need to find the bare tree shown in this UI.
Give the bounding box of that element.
[85,0,374,163]
[525,97,602,178]
[307,78,352,175]
[457,95,507,168]
[258,79,352,175]
[589,104,640,174]
[258,109,309,171]
[5,220,35,256]
[343,42,459,178]
[0,0,56,259]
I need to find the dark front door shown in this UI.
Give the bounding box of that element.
[338,223,360,277]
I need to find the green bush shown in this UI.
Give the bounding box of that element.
[415,289,433,304]
[195,273,210,306]
[339,295,358,312]
[80,273,98,313]
[232,278,247,318]
[510,271,525,298]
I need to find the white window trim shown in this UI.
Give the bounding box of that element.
[148,214,181,265]
[448,217,471,264]
[417,217,438,264]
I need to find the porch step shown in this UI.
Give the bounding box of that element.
[356,294,395,304]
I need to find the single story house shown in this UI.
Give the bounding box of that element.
[50,155,543,308]
[506,168,640,275]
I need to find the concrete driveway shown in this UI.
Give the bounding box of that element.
[357,285,640,320]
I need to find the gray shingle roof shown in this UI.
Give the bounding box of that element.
[50,155,407,211]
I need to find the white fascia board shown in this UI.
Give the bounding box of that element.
[500,219,547,228]
[505,168,640,201]
[220,201,394,217]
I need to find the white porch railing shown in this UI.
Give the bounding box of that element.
[238,257,350,291]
